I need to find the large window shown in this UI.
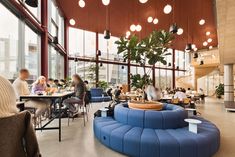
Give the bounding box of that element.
[23,0,41,22]
[0,3,19,79]
[48,45,64,79]
[48,0,64,46]
[69,28,95,58]
[25,25,40,80]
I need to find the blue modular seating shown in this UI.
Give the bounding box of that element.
[93,103,220,157]
[90,88,111,102]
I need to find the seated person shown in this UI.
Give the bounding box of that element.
[0,75,41,157]
[47,78,57,88]
[174,88,187,101]
[145,85,162,101]
[54,79,62,87]
[186,88,192,95]
[106,88,113,100]
[115,87,123,100]
[12,70,49,119]
[63,74,85,114]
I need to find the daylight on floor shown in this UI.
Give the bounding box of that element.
[0,0,234,157]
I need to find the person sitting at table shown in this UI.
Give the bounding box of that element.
[186,88,192,95]
[145,85,162,101]
[12,69,49,119]
[174,88,187,101]
[115,87,123,100]
[47,78,56,88]
[0,75,41,157]
[54,79,62,87]
[63,74,85,115]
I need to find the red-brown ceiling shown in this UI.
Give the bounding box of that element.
[57,0,218,51]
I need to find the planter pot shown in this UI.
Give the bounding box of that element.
[128,101,163,111]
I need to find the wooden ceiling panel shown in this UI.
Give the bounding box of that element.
[57,0,218,51]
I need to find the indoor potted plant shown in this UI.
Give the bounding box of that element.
[215,83,224,99]
[115,30,174,101]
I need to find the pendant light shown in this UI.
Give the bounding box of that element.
[69,19,76,26]
[164,4,172,14]
[193,52,198,59]
[185,0,192,51]
[169,0,178,34]
[139,0,148,4]
[78,0,85,8]
[25,0,38,7]
[104,5,111,39]
[102,0,110,6]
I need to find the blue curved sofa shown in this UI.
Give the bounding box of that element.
[93,103,220,157]
[90,88,111,102]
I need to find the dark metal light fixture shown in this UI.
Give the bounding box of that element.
[97,50,101,56]
[121,65,125,69]
[100,63,103,67]
[193,52,198,59]
[168,63,171,67]
[185,43,192,51]
[25,0,38,8]
[104,30,111,39]
[169,23,178,34]
[74,58,78,62]
[200,60,204,65]
[53,36,58,44]
[176,66,179,70]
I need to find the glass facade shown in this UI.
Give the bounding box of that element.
[0,3,40,80]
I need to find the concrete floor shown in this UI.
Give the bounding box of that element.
[37,98,235,157]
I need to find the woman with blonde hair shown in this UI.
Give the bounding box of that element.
[31,76,48,94]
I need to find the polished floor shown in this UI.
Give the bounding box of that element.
[37,98,235,157]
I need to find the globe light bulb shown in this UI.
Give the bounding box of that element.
[153,18,159,24]
[199,19,205,25]
[69,19,76,25]
[78,0,85,8]
[139,0,148,4]
[192,44,196,49]
[177,28,183,35]
[207,38,212,43]
[136,24,142,32]
[130,24,136,32]
[164,4,172,14]
[206,31,210,36]
[147,16,153,23]
[102,0,110,6]
[126,31,131,36]
[203,41,208,46]
[209,46,213,49]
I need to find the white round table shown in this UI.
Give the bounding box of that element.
[184,118,202,134]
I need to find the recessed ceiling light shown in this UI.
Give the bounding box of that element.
[177,28,183,35]
[203,41,208,46]
[130,24,136,32]
[153,18,159,24]
[164,4,172,14]
[207,38,212,43]
[136,24,142,32]
[147,16,153,23]
[206,31,210,36]
[209,46,213,49]
[199,19,205,25]
[193,47,198,51]
[102,0,110,6]
[78,0,85,8]
[139,0,148,4]
[69,19,76,25]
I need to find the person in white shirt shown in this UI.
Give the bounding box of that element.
[145,85,162,101]
[12,69,49,118]
[174,88,187,101]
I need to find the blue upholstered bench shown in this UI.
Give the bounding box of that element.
[90,88,111,102]
[93,103,220,157]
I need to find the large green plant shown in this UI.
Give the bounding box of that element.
[98,80,108,91]
[215,83,224,98]
[115,30,174,89]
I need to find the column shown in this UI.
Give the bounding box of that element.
[224,64,234,103]
[64,18,69,78]
[41,0,49,78]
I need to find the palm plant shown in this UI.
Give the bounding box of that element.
[115,30,174,89]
